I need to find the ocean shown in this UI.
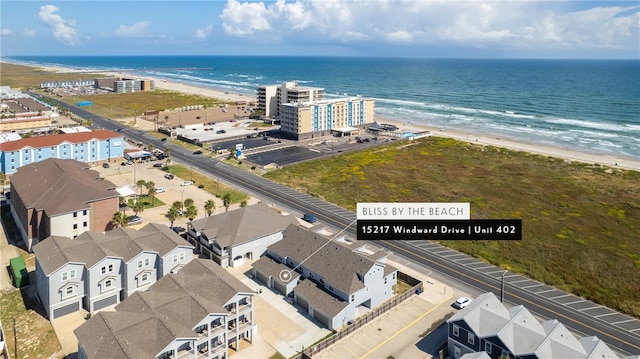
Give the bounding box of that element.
[4,55,640,160]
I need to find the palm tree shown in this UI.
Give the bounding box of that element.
[131,200,145,216]
[186,205,198,221]
[111,211,129,228]
[145,181,156,203]
[171,200,183,211]
[147,143,154,153]
[222,193,232,212]
[166,207,179,228]
[136,179,147,196]
[165,148,172,166]
[184,198,194,208]
[204,199,215,217]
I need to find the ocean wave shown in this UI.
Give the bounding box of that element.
[542,117,639,132]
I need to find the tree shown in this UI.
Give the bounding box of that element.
[165,148,172,166]
[228,146,238,160]
[111,211,129,228]
[131,200,145,216]
[166,207,179,228]
[171,200,183,211]
[136,179,147,196]
[164,115,169,124]
[186,205,198,221]
[222,193,232,212]
[118,196,126,207]
[147,143,154,153]
[145,181,156,203]
[204,199,215,217]
[183,198,194,208]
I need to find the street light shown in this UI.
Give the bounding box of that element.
[501,270,508,303]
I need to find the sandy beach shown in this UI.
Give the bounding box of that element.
[8,60,640,171]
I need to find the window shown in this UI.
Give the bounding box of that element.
[144,257,150,266]
[63,286,76,298]
[468,332,475,345]
[108,264,114,272]
[502,350,509,358]
[83,221,87,227]
[69,269,76,279]
[137,260,143,269]
[101,266,106,275]
[104,279,114,290]
[73,224,78,230]
[485,341,492,354]
[83,209,87,215]
[73,212,78,218]
[172,254,178,263]
[140,273,150,284]
[179,252,185,261]
[62,272,68,281]
[452,324,459,337]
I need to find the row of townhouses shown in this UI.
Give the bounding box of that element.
[32,223,194,319]
[449,292,639,359]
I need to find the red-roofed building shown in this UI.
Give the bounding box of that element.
[1,130,124,174]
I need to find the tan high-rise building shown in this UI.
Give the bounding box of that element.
[257,81,324,118]
[280,97,375,140]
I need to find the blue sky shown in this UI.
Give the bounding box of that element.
[1,1,639,59]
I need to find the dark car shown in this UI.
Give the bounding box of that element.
[153,163,163,168]
[161,138,167,142]
[193,150,203,155]
[102,162,110,168]
[302,213,316,223]
[216,129,226,134]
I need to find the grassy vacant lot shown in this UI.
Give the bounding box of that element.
[264,136,640,317]
[0,62,227,119]
[167,164,248,204]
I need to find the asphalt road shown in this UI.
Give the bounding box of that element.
[44,95,640,355]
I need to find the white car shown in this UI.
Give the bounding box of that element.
[155,187,166,193]
[180,181,193,187]
[453,297,472,309]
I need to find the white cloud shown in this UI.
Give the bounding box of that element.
[23,29,36,38]
[1,28,13,36]
[37,4,81,45]
[219,1,639,52]
[194,25,214,40]
[115,21,152,38]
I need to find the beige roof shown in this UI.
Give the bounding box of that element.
[33,223,193,275]
[11,158,118,216]
[75,259,255,359]
[189,202,299,249]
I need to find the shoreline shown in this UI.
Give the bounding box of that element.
[3,59,639,171]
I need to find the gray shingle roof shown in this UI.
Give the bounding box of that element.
[252,256,300,283]
[189,202,299,249]
[11,158,118,216]
[267,225,394,295]
[295,279,349,317]
[33,224,193,275]
[447,292,627,359]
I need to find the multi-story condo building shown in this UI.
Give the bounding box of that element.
[0,129,124,174]
[32,223,195,320]
[280,97,375,140]
[10,158,120,250]
[75,258,256,359]
[186,202,300,268]
[40,79,97,89]
[257,81,324,118]
[252,225,397,330]
[447,292,637,359]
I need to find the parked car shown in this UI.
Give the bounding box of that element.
[216,129,226,134]
[161,138,167,142]
[126,160,134,165]
[153,163,163,168]
[180,181,193,187]
[155,187,166,193]
[128,215,143,226]
[102,162,110,168]
[453,297,472,309]
[172,226,185,233]
[193,150,203,155]
[164,173,175,180]
[302,213,316,223]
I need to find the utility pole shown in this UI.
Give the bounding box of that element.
[501,270,507,303]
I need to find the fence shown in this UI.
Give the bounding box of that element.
[292,272,423,359]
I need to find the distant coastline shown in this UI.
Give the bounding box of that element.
[2,57,639,171]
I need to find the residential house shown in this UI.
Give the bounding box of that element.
[10,158,120,250]
[75,258,256,359]
[186,202,300,268]
[32,223,194,320]
[447,292,638,359]
[252,224,397,330]
[0,129,124,175]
